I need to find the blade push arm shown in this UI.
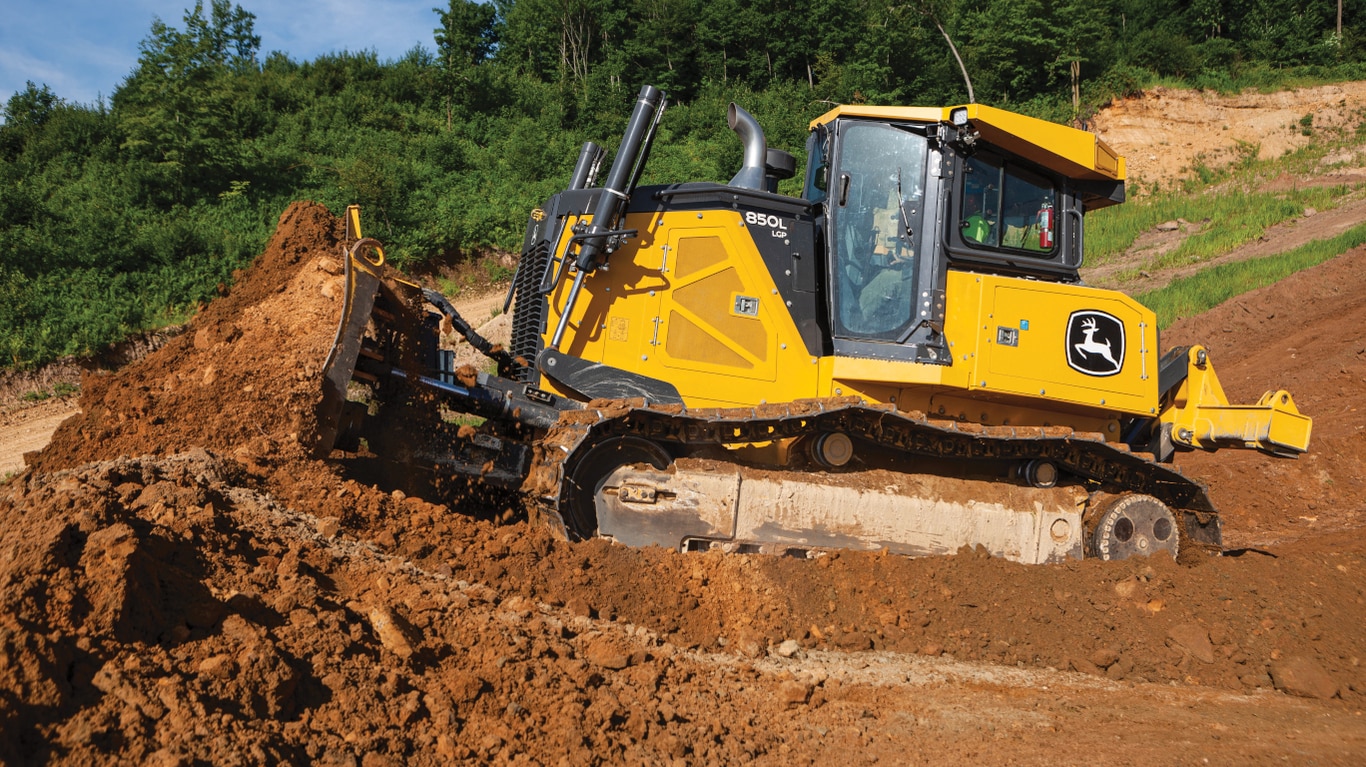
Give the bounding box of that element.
[1161,346,1311,457]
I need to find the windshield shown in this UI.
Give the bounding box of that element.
[830,122,926,340]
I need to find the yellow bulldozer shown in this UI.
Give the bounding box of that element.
[319,85,1310,564]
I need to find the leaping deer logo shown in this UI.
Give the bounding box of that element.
[1067,311,1124,376]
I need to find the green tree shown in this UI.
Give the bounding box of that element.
[113,0,261,202]
[0,82,63,159]
[434,0,498,128]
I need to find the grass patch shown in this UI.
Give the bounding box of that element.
[1087,124,1366,271]
[20,381,80,403]
[1138,221,1366,329]
[429,255,516,299]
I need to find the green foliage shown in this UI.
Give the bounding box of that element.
[19,381,78,402]
[1140,221,1366,329]
[5,0,1366,367]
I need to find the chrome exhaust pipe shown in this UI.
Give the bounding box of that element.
[727,103,768,191]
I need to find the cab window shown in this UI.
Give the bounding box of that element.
[829,122,927,340]
[803,129,828,204]
[961,154,1057,256]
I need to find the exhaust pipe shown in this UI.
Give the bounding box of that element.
[727,103,768,191]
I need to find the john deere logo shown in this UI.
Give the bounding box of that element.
[1066,310,1124,376]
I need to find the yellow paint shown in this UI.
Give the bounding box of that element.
[810,103,1123,182]
[542,209,819,407]
[1160,347,1311,454]
[533,205,1311,449]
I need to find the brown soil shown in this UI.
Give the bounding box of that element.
[4,97,1366,762]
[1164,244,1366,550]
[1089,82,1366,187]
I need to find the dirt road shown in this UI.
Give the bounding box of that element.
[0,400,76,477]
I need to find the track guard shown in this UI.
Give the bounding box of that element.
[538,349,684,404]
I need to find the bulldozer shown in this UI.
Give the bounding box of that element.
[318,84,1311,564]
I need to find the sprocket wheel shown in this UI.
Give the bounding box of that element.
[1089,494,1179,561]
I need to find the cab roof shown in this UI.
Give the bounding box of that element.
[811,103,1125,184]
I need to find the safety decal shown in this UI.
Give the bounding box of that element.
[1066,310,1124,376]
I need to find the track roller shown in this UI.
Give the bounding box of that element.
[808,432,854,468]
[1019,459,1058,488]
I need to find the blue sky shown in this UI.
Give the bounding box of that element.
[0,1,443,108]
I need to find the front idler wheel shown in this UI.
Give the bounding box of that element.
[564,437,672,540]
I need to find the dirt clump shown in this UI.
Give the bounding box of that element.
[2,200,1366,763]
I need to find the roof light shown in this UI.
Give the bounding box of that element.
[950,107,969,126]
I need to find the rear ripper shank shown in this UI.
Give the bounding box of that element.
[318,84,1311,564]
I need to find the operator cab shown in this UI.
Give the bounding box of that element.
[804,104,1125,365]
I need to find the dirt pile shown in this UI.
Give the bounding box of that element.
[0,451,828,764]
[2,202,1365,764]
[25,201,348,477]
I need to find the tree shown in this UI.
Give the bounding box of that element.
[0,82,63,159]
[434,0,498,128]
[113,0,261,201]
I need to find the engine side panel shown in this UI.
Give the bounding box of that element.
[544,208,821,407]
[943,270,1160,417]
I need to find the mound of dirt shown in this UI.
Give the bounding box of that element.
[2,201,1365,764]
[25,201,348,477]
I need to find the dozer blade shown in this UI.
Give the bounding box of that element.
[316,207,389,456]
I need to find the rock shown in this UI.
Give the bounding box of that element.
[368,606,416,660]
[835,632,873,650]
[316,517,341,539]
[1090,647,1121,670]
[918,643,943,657]
[1167,624,1215,664]
[1156,220,1180,232]
[566,598,595,618]
[1069,656,1102,676]
[1303,207,1317,217]
[582,637,633,670]
[775,639,801,658]
[1113,578,1142,599]
[1270,656,1339,699]
[779,681,812,708]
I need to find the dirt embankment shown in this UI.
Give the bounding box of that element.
[1090,82,1366,187]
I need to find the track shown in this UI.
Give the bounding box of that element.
[526,397,1220,557]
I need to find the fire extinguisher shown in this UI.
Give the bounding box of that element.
[1038,201,1054,249]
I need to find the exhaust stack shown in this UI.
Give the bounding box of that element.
[727,103,768,191]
